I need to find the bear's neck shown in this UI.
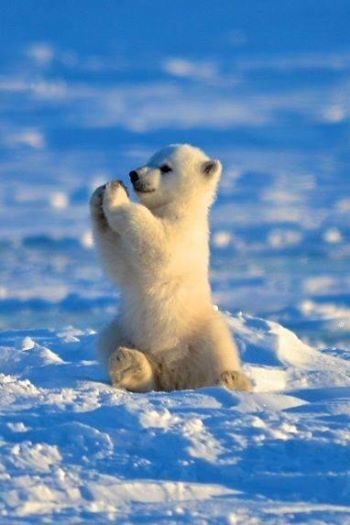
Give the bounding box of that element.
[151,198,210,223]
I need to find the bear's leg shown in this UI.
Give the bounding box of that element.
[185,313,252,392]
[102,181,166,269]
[108,347,156,393]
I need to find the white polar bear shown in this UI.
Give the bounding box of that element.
[90,144,251,393]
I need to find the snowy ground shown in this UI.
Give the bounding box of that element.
[1,316,350,523]
[1,1,350,523]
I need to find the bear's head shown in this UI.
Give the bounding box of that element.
[129,144,222,210]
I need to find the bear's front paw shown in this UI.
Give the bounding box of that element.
[90,184,108,227]
[103,180,129,212]
[90,184,106,210]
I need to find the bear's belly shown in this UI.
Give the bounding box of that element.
[119,280,211,353]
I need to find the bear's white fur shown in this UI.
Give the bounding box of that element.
[90,144,251,392]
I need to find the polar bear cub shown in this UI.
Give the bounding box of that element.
[90,144,251,392]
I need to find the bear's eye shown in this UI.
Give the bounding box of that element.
[159,164,172,174]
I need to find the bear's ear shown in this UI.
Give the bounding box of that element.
[201,159,221,176]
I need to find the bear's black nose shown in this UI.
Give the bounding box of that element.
[129,170,139,184]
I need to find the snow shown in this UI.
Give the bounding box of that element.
[1,1,350,523]
[1,315,349,523]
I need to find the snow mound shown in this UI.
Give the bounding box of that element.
[0,315,349,522]
[230,313,350,392]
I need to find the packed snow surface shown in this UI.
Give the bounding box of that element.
[1,315,350,523]
[1,0,350,523]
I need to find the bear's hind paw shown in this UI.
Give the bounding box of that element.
[108,347,155,393]
[217,370,252,392]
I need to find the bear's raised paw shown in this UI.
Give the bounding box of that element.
[103,180,130,211]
